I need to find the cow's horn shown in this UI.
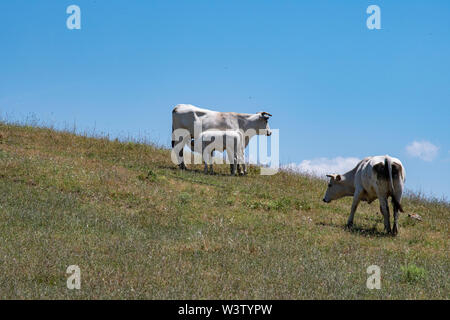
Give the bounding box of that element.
[261,112,272,117]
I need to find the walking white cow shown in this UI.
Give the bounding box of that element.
[172,104,272,172]
[322,155,406,235]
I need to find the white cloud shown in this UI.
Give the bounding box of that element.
[406,140,439,162]
[283,157,360,178]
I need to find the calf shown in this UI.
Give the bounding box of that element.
[322,155,405,235]
[191,130,245,176]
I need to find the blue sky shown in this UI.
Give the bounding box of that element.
[0,1,449,198]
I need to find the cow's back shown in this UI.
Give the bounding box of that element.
[172,104,237,137]
[173,104,211,116]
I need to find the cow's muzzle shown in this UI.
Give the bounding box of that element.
[323,198,330,203]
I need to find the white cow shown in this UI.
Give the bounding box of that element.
[191,130,245,175]
[172,104,272,172]
[322,155,406,235]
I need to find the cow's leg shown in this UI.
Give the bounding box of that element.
[242,150,248,175]
[200,142,208,174]
[392,190,402,236]
[209,150,214,175]
[379,196,391,234]
[236,143,245,175]
[203,147,211,174]
[227,140,237,176]
[228,148,234,175]
[175,135,190,170]
[229,151,236,175]
[347,189,363,228]
[239,153,245,175]
[233,147,239,176]
[393,177,404,236]
[392,198,399,236]
[229,154,237,175]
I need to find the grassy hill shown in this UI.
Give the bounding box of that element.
[0,122,448,299]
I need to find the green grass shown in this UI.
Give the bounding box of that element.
[0,122,448,299]
[401,264,427,283]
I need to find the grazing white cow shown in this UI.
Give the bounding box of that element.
[191,130,245,175]
[172,104,272,172]
[322,155,405,235]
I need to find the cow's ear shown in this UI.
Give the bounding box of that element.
[335,174,342,181]
[326,174,334,179]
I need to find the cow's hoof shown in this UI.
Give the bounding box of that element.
[345,223,353,229]
[392,227,398,236]
[178,163,186,170]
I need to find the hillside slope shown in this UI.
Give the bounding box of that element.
[0,122,448,299]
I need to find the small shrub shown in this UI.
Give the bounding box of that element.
[138,170,157,182]
[401,264,426,283]
[247,200,262,210]
[178,192,191,206]
[266,197,291,211]
[294,199,312,211]
[257,192,271,200]
[225,197,235,206]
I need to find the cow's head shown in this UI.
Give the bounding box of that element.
[256,111,272,136]
[322,174,347,203]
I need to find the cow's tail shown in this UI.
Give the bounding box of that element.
[385,157,404,212]
[171,107,177,148]
[171,124,174,148]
